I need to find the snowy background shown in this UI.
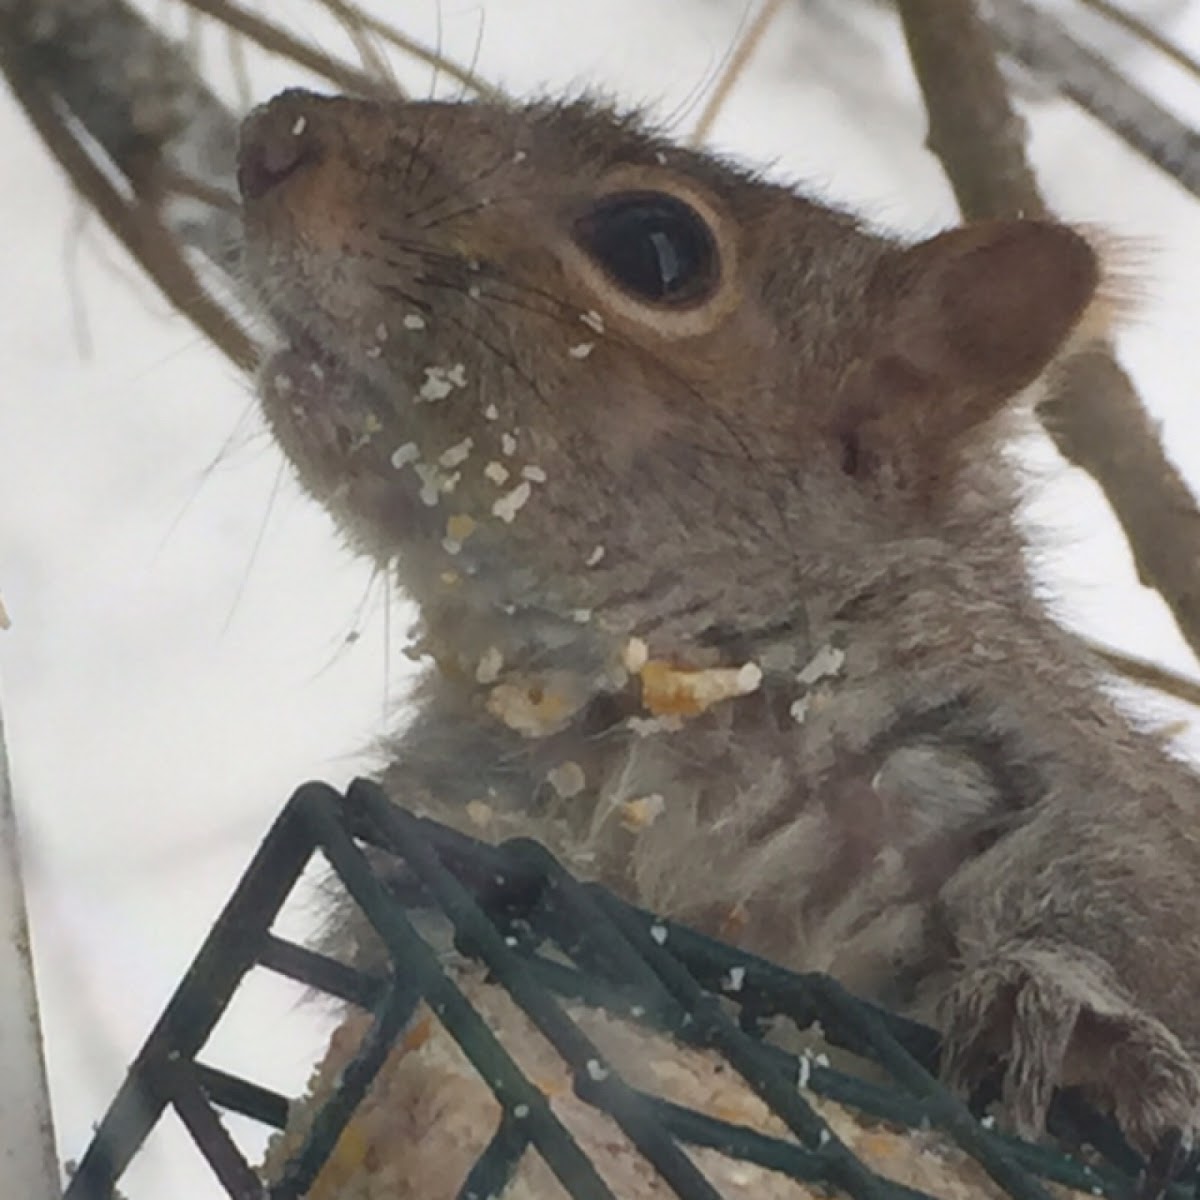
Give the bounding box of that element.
[4,1,1200,1194]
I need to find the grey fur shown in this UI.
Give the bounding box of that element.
[237,88,1200,1157]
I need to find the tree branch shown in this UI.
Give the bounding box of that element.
[896,0,1200,668]
[0,0,242,273]
[986,0,1200,203]
[0,19,256,371]
[182,0,390,99]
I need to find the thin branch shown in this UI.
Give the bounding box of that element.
[900,0,1045,218]
[896,0,1200,668]
[0,33,256,372]
[690,0,786,145]
[0,0,242,272]
[1085,637,1200,711]
[317,0,504,101]
[1039,349,1200,662]
[985,0,1200,200]
[1075,0,1200,89]
[182,0,391,98]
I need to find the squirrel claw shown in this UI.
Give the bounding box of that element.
[937,943,1200,1167]
[1137,1127,1194,1200]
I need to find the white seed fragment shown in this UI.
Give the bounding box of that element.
[402,313,426,331]
[797,1055,812,1090]
[735,662,763,694]
[622,637,649,673]
[418,363,469,402]
[649,923,668,945]
[580,309,605,334]
[586,544,606,567]
[501,432,518,456]
[468,284,482,300]
[439,437,474,468]
[568,341,594,359]
[547,761,586,798]
[512,149,528,163]
[391,442,420,468]
[790,696,810,724]
[465,800,493,828]
[414,463,442,506]
[628,715,682,737]
[654,151,667,165]
[725,966,746,993]
[419,368,455,402]
[484,461,510,485]
[291,115,307,135]
[484,403,499,420]
[476,646,504,684]
[375,322,389,342]
[513,1104,530,1119]
[797,644,846,686]
[520,465,547,483]
[491,480,532,523]
[571,608,592,623]
[365,344,382,358]
[308,361,325,381]
[585,1059,609,1082]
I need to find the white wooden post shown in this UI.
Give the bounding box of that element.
[0,698,62,1199]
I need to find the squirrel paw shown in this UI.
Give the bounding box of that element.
[938,942,1200,1172]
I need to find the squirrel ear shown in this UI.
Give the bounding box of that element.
[836,220,1101,493]
[885,219,1100,401]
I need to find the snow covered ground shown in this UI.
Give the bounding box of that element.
[4,1,1200,1194]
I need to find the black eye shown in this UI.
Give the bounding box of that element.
[574,191,718,305]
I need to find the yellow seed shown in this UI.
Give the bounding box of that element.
[446,513,476,542]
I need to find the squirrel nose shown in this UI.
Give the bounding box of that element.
[237,90,323,202]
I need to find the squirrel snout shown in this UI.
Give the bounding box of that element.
[237,89,326,202]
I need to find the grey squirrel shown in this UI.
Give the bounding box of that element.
[237,87,1200,1164]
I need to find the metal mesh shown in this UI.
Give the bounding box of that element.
[63,778,1193,1199]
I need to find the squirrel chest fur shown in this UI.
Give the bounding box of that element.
[237,89,1200,1158]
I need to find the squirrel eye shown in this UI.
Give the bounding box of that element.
[574,191,718,305]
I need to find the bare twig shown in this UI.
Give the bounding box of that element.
[183,0,390,98]
[690,0,786,145]
[317,0,504,101]
[1085,637,1200,711]
[0,30,256,371]
[0,0,242,271]
[896,0,1200,668]
[986,0,1200,200]
[1076,0,1200,85]
[1039,349,1200,663]
[899,0,1045,218]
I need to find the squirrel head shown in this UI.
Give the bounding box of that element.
[239,90,1105,649]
